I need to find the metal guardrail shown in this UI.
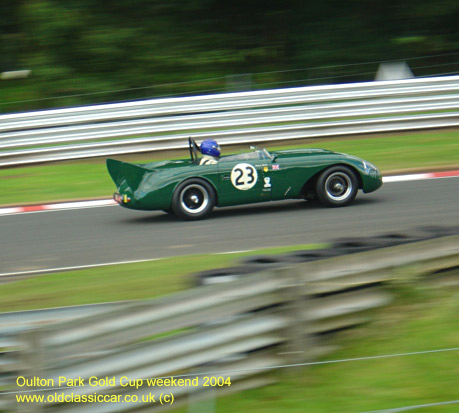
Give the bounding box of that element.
[1,75,459,167]
[0,303,124,345]
[1,235,458,411]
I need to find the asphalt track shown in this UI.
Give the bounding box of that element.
[1,178,458,276]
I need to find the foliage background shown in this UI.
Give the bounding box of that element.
[1,1,459,112]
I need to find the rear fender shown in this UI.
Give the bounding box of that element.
[106,159,148,191]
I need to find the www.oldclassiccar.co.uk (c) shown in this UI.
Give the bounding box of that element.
[17,392,174,405]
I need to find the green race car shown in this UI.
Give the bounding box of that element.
[107,138,382,220]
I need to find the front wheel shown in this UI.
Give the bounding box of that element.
[171,179,216,220]
[315,166,358,207]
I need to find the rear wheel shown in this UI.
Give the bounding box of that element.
[315,166,358,207]
[172,179,216,220]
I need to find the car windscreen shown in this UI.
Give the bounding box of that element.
[221,149,271,162]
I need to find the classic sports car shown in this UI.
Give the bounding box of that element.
[107,138,382,220]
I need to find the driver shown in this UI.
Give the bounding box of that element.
[199,139,220,165]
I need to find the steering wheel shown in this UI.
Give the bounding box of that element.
[188,137,199,164]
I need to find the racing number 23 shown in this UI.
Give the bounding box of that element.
[231,163,258,190]
[234,167,254,185]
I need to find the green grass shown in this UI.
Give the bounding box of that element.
[178,286,459,413]
[0,161,113,205]
[0,243,326,313]
[1,129,458,206]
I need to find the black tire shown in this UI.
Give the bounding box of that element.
[315,166,358,207]
[171,179,216,220]
[332,237,395,253]
[239,254,303,269]
[287,248,339,261]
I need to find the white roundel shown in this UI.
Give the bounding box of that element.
[231,163,258,190]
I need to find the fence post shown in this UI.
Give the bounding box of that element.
[16,329,45,413]
[277,265,315,368]
[187,375,216,413]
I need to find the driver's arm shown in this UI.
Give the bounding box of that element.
[200,156,218,165]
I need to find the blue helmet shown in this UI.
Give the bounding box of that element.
[200,139,221,157]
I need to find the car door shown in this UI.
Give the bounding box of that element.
[217,156,272,207]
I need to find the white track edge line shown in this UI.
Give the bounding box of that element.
[0,258,160,278]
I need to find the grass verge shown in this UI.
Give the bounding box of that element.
[1,129,458,206]
[177,285,459,413]
[0,243,326,313]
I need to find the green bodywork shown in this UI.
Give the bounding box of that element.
[106,148,382,211]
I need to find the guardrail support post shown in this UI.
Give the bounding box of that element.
[17,329,45,413]
[277,266,314,368]
[187,378,216,413]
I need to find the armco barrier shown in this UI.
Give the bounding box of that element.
[0,75,459,167]
[0,233,458,412]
